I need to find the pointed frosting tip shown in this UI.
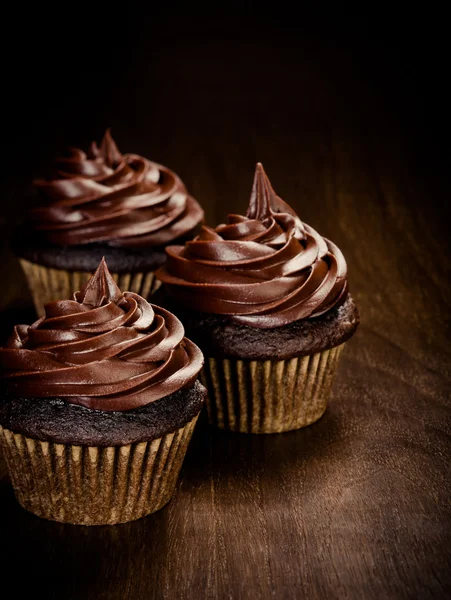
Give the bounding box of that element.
[102,127,113,143]
[75,257,123,307]
[100,128,122,168]
[88,140,100,158]
[246,162,274,221]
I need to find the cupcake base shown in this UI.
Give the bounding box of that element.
[0,415,198,525]
[200,345,344,434]
[20,259,160,317]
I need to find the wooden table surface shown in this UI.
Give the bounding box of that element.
[1,13,450,599]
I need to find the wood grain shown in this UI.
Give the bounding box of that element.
[0,20,450,600]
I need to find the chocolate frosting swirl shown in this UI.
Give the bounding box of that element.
[26,130,204,247]
[157,163,349,329]
[0,259,203,411]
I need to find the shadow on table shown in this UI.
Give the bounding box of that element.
[0,477,171,599]
[182,403,345,486]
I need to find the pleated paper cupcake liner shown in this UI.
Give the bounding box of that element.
[19,259,161,317]
[0,415,198,525]
[200,345,345,434]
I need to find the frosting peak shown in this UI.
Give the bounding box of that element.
[89,128,123,168]
[0,261,203,411]
[26,130,204,248]
[247,162,273,221]
[74,257,122,306]
[247,163,305,243]
[157,163,349,329]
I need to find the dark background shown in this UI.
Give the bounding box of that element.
[1,7,449,316]
[2,8,450,190]
[1,7,450,599]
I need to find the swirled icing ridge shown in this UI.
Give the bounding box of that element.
[0,259,203,411]
[157,163,349,329]
[26,130,204,247]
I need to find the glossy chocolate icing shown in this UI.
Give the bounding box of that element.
[157,163,349,329]
[0,259,204,411]
[25,130,204,248]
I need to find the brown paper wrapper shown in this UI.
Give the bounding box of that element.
[0,415,198,525]
[200,345,345,434]
[19,258,161,317]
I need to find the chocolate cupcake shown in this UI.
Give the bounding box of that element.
[12,130,204,316]
[155,164,359,434]
[0,259,206,525]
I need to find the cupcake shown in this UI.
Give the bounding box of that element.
[0,258,206,525]
[155,163,359,434]
[12,129,204,316]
